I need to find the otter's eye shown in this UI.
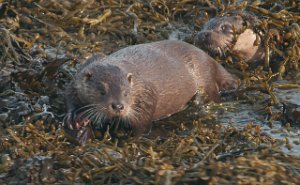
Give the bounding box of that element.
[100,91,106,96]
[221,24,230,31]
[99,82,108,96]
[124,92,128,97]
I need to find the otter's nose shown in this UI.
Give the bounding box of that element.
[111,103,124,113]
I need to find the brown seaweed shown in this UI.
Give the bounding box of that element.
[0,0,299,184]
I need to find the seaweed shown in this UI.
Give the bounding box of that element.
[0,0,299,184]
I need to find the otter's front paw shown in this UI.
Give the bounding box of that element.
[220,78,238,92]
[63,113,94,144]
[64,113,90,130]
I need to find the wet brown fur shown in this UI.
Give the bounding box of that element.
[64,40,237,142]
[195,14,265,63]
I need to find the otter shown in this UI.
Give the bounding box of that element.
[64,40,237,144]
[194,14,265,63]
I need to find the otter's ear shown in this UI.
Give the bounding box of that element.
[127,73,133,87]
[85,71,92,80]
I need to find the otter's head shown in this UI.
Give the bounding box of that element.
[194,15,245,57]
[72,63,136,131]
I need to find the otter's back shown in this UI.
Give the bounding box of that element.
[100,40,213,120]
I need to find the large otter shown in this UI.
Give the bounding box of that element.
[194,14,265,63]
[64,40,237,144]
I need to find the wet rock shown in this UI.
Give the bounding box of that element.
[2,156,57,184]
[0,65,13,92]
[275,88,300,126]
[33,96,50,111]
[0,91,32,126]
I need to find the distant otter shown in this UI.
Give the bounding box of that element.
[194,14,265,63]
[64,40,237,144]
